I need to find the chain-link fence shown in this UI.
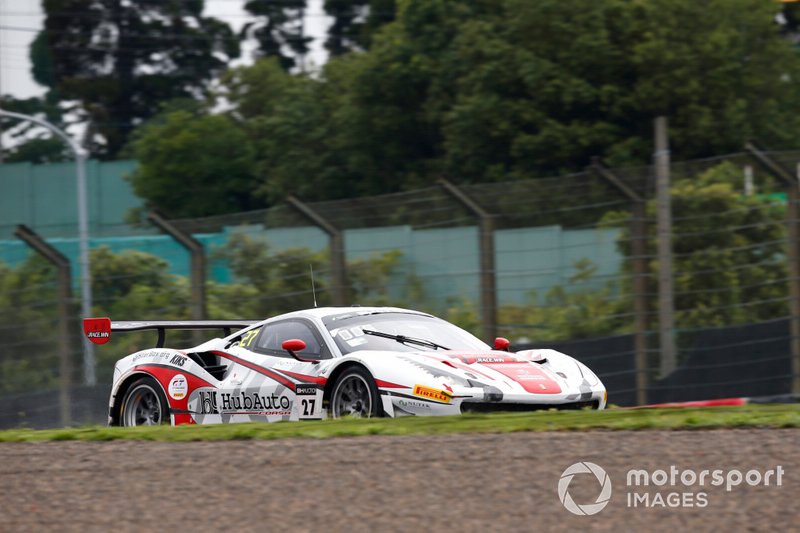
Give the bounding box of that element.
[1,149,799,427]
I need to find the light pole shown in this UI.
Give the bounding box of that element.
[0,109,96,385]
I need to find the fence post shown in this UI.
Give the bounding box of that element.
[654,117,677,376]
[590,159,649,405]
[286,196,347,306]
[14,224,72,426]
[147,210,206,343]
[744,141,800,395]
[437,178,498,343]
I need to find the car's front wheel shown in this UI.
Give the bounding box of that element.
[330,367,381,419]
[120,377,170,426]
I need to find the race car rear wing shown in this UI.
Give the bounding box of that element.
[83,317,260,348]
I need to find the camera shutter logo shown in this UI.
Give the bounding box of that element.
[558,462,612,515]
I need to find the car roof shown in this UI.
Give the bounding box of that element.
[266,306,433,323]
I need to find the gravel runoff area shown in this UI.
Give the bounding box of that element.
[0,429,797,532]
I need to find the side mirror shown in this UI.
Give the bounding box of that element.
[494,337,511,352]
[281,339,319,364]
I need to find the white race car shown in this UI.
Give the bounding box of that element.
[83,307,607,426]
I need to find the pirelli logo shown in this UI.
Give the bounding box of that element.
[413,384,452,404]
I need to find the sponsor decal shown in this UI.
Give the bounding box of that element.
[132,350,174,362]
[83,317,111,345]
[169,354,186,367]
[195,390,293,415]
[398,399,432,410]
[198,390,218,414]
[220,392,292,414]
[474,357,507,364]
[295,385,317,396]
[453,354,515,364]
[413,384,452,404]
[168,374,188,400]
[274,360,303,369]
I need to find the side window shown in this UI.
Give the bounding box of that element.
[254,320,329,359]
[238,328,261,349]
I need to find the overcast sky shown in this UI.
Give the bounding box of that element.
[0,0,333,99]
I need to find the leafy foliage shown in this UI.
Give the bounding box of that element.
[0,239,409,392]
[324,0,396,56]
[127,110,260,217]
[498,259,628,342]
[36,0,240,158]
[0,257,61,394]
[604,162,788,330]
[0,94,71,163]
[664,164,787,328]
[215,233,405,313]
[243,0,311,71]
[125,0,800,210]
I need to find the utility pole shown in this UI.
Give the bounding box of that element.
[654,116,676,376]
[0,109,95,385]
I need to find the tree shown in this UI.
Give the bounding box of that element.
[36,0,240,158]
[324,0,396,56]
[216,233,405,315]
[0,257,61,394]
[663,164,787,328]
[437,0,800,181]
[0,94,70,163]
[498,259,628,342]
[118,0,800,212]
[222,59,348,203]
[605,162,787,330]
[243,0,311,71]
[127,109,260,217]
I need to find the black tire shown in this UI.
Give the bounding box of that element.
[329,366,382,419]
[120,376,170,427]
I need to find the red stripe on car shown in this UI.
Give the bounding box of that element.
[211,351,297,390]
[280,370,328,386]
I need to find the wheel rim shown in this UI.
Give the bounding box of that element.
[331,374,373,418]
[123,384,163,426]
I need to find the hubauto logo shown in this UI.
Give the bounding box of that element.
[558,462,612,515]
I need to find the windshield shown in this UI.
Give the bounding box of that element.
[323,311,490,355]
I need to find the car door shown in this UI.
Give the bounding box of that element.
[227,319,330,422]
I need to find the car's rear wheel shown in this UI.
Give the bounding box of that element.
[330,367,381,419]
[121,377,170,427]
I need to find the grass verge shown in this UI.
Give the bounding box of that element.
[0,404,797,443]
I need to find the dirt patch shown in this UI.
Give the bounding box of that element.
[1,429,797,531]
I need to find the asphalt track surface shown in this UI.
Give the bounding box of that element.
[1,429,797,532]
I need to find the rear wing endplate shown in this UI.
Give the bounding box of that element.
[83,317,260,348]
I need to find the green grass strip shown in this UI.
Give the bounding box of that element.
[0,404,797,443]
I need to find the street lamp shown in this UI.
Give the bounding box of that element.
[0,109,96,385]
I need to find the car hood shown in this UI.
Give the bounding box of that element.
[373,348,599,395]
